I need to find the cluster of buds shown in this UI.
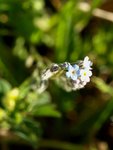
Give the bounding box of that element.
[39,56,92,92]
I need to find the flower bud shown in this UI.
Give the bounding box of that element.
[7,88,19,100]
[0,108,6,121]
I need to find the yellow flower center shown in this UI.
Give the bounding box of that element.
[84,72,86,76]
[72,70,75,75]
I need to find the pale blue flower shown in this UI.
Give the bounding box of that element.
[83,56,92,70]
[66,64,80,80]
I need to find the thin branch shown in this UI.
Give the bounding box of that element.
[78,2,113,22]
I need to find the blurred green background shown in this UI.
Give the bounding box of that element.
[0,0,113,150]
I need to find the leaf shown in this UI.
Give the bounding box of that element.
[15,131,38,148]
[55,0,77,62]
[27,91,51,112]
[23,118,41,135]
[0,79,12,94]
[13,118,41,148]
[92,77,113,96]
[31,104,61,118]
[73,98,113,136]
[15,131,31,143]
[19,78,32,99]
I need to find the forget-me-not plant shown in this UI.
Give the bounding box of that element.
[39,56,92,92]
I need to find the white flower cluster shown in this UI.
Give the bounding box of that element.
[65,56,92,90]
[40,56,93,92]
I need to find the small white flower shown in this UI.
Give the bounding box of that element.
[83,56,92,70]
[80,69,92,82]
[66,64,80,81]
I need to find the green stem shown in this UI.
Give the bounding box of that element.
[40,139,83,150]
[0,59,17,85]
[0,130,84,150]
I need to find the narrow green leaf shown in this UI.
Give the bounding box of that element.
[31,104,61,118]
[74,99,113,135]
[0,79,12,94]
[92,77,113,96]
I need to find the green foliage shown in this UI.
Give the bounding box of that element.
[0,0,113,149]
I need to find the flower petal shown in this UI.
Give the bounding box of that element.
[68,64,73,71]
[84,56,89,61]
[88,70,92,76]
[71,74,77,80]
[66,72,71,78]
[73,64,79,70]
